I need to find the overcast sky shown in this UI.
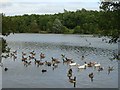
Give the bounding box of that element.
[0,0,100,16]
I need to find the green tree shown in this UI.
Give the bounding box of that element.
[30,20,39,33]
[74,26,82,34]
[100,0,120,43]
[52,18,64,33]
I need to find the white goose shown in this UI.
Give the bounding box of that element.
[69,62,77,66]
[94,63,101,67]
[78,64,86,69]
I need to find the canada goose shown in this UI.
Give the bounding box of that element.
[34,59,40,64]
[69,76,76,87]
[34,59,44,66]
[45,61,52,66]
[63,58,68,63]
[40,53,45,59]
[108,66,114,74]
[29,55,35,60]
[13,50,17,55]
[68,68,73,74]
[69,77,76,87]
[30,50,35,55]
[10,53,14,58]
[23,61,28,67]
[87,62,95,67]
[89,73,94,82]
[52,57,57,61]
[53,63,58,68]
[98,67,104,72]
[13,54,17,60]
[65,57,72,62]
[28,61,32,65]
[22,52,26,56]
[52,57,60,63]
[69,76,76,83]
[22,56,27,61]
[39,62,44,65]
[61,54,65,58]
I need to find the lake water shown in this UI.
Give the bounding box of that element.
[2,34,118,88]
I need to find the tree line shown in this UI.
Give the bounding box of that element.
[2,0,120,38]
[2,7,119,42]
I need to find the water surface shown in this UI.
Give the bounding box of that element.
[2,34,118,88]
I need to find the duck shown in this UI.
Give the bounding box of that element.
[4,67,8,71]
[42,69,47,73]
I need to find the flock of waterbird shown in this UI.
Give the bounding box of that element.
[0,48,115,88]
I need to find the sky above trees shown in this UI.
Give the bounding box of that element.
[0,0,100,16]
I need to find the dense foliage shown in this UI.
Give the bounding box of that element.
[100,0,120,43]
[2,8,119,42]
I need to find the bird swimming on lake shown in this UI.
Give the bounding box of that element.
[108,66,114,74]
[98,67,104,72]
[42,69,47,73]
[69,76,76,83]
[94,63,101,67]
[89,73,94,82]
[69,62,77,66]
[69,76,76,87]
[4,67,8,71]
[77,64,86,69]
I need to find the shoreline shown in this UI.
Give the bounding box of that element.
[10,33,99,37]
